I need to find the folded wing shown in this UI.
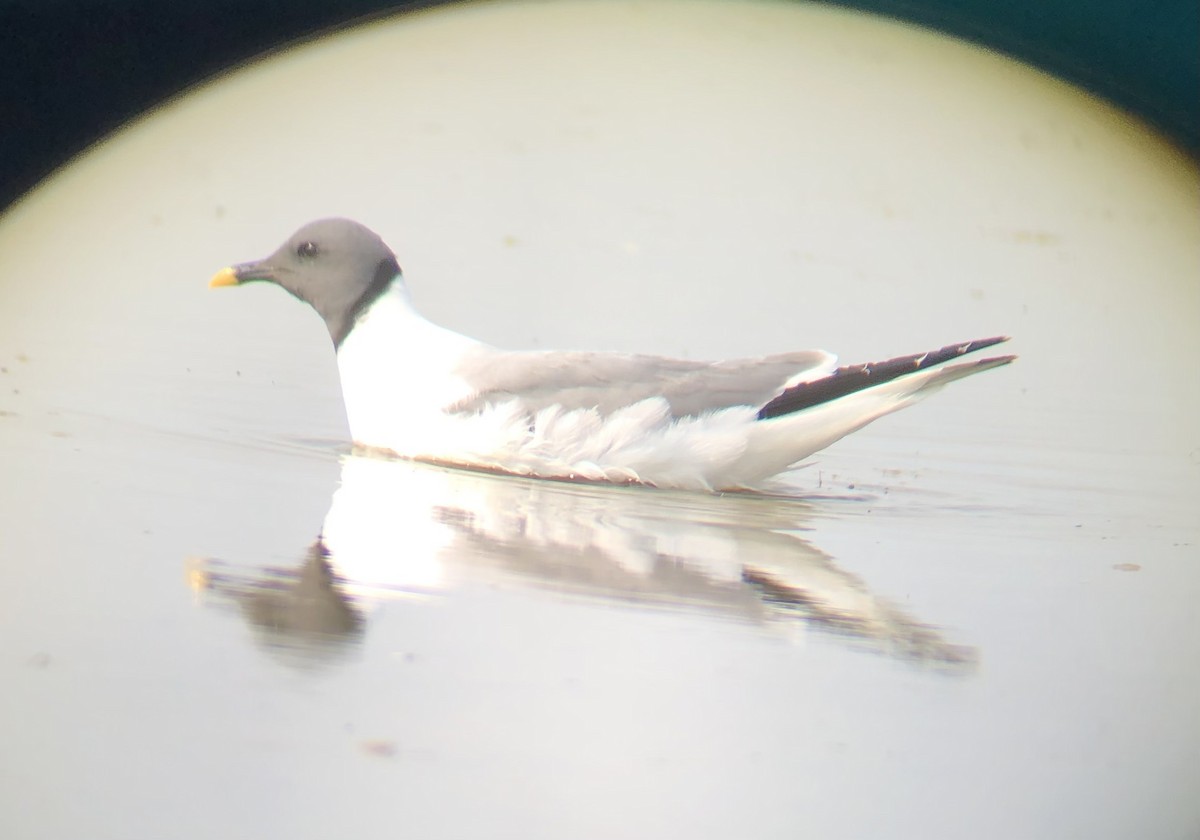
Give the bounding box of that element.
[450,347,837,417]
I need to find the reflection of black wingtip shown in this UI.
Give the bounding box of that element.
[757,336,1015,420]
[741,568,977,669]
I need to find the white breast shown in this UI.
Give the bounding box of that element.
[335,283,480,454]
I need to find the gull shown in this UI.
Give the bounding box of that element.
[210,218,1013,491]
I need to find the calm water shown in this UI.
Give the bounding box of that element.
[2,2,1197,838]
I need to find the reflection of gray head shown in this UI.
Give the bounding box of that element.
[225,218,402,347]
[239,541,365,670]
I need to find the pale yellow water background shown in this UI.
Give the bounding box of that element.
[1,1,1197,838]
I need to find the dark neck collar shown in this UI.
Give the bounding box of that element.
[328,256,401,349]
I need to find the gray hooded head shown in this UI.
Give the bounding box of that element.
[211,218,402,348]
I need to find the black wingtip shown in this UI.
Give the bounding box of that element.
[959,335,1010,353]
[756,336,1014,420]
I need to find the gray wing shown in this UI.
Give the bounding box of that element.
[450,347,836,417]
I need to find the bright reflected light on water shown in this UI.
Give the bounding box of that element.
[191,453,978,668]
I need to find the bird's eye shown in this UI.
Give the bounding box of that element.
[296,241,320,258]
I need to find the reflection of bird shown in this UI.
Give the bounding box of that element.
[191,455,976,669]
[186,542,364,664]
[211,218,1013,490]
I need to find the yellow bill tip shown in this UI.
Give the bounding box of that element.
[208,267,239,288]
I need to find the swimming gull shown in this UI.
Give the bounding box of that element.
[210,218,1014,490]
